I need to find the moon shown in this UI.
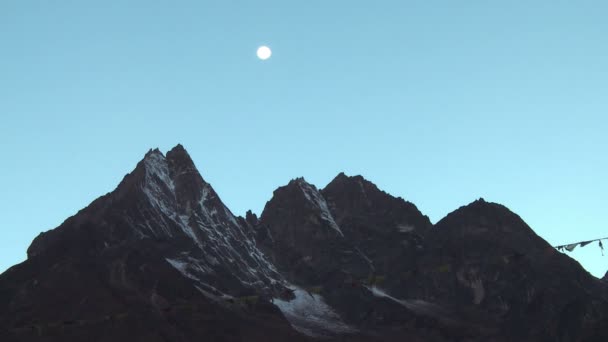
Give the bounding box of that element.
[256,46,272,60]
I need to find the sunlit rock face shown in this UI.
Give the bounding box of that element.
[2,145,608,342]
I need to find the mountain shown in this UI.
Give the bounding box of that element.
[1,145,607,342]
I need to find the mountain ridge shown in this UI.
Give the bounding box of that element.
[2,144,608,342]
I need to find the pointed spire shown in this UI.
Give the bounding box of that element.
[166,144,197,174]
[323,172,378,196]
[245,210,259,226]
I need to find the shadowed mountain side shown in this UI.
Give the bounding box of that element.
[2,145,608,342]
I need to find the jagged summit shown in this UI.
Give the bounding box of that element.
[169,143,187,152]
[323,171,415,205]
[141,145,198,176]
[326,171,367,184]
[144,147,159,156]
[322,172,432,233]
[259,177,345,244]
[28,145,285,296]
[166,144,198,174]
[257,177,372,287]
[324,172,372,192]
[141,144,194,162]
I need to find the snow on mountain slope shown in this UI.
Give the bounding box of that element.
[137,148,285,294]
[17,145,608,342]
[367,286,448,319]
[273,286,355,337]
[295,179,344,237]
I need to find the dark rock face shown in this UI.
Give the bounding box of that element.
[412,199,608,341]
[257,178,372,285]
[2,145,608,342]
[321,173,432,286]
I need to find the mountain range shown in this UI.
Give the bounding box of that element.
[1,144,607,341]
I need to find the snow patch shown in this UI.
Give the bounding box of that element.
[366,286,448,319]
[355,247,374,270]
[357,178,367,196]
[140,151,283,294]
[456,269,485,305]
[273,286,355,337]
[141,152,180,235]
[166,258,195,280]
[166,257,235,300]
[143,151,175,194]
[297,181,344,237]
[397,224,415,233]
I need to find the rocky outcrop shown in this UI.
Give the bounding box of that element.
[257,178,372,284]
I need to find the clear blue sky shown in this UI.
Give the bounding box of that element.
[1,1,606,277]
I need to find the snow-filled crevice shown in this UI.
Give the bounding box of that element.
[366,286,454,323]
[166,257,233,301]
[273,286,355,337]
[140,151,284,294]
[297,181,344,237]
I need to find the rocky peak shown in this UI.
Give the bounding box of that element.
[433,199,550,252]
[319,173,432,287]
[164,145,220,217]
[260,177,344,240]
[322,172,432,234]
[324,172,371,194]
[136,145,199,186]
[28,145,284,296]
[166,144,198,178]
[245,210,259,227]
[130,145,229,229]
[257,178,371,285]
[435,198,517,232]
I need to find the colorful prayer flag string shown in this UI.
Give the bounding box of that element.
[554,237,608,255]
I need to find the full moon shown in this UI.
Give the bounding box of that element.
[256,46,272,60]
